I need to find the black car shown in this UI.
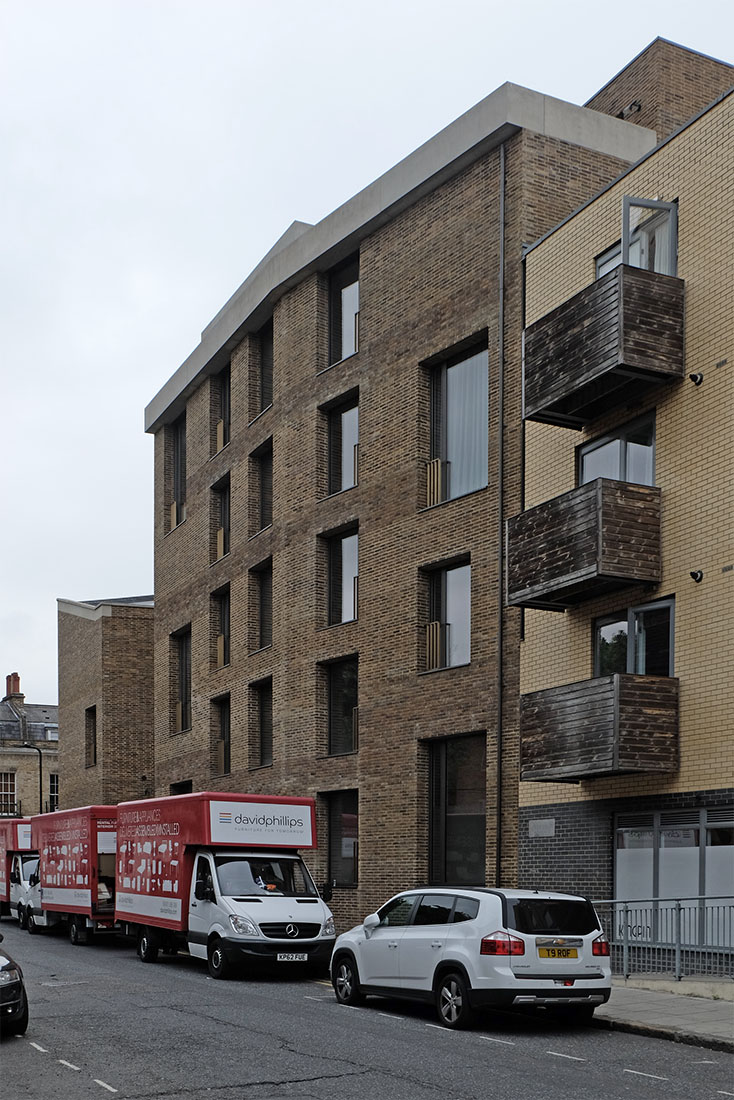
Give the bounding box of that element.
[0,933,29,1038]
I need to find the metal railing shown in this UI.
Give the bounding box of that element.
[594,896,734,980]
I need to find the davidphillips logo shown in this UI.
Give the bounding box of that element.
[233,813,305,829]
[219,811,232,825]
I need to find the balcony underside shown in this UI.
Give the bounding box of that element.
[521,674,679,781]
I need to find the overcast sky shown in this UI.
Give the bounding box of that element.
[2,1,731,705]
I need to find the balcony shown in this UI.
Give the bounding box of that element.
[506,479,661,610]
[523,265,685,428]
[521,673,679,781]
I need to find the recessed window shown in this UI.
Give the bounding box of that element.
[251,678,273,768]
[596,197,678,278]
[259,318,273,412]
[328,398,359,493]
[170,779,193,795]
[251,560,272,650]
[579,416,655,486]
[213,366,231,453]
[326,789,358,887]
[250,440,273,534]
[0,772,17,815]
[211,475,230,561]
[169,414,187,528]
[429,734,486,885]
[172,626,192,731]
[212,695,231,775]
[212,586,230,669]
[428,347,488,505]
[329,256,359,364]
[328,530,358,624]
[426,562,471,670]
[594,598,674,678]
[85,706,97,767]
[327,657,358,755]
[49,773,59,812]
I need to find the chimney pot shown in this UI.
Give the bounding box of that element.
[6,672,21,696]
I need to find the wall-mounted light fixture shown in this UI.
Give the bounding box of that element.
[690,570,704,583]
[689,373,704,386]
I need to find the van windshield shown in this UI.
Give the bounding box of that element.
[507,898,600,935]
[214,856,317,898]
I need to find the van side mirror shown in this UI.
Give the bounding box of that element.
[29,873,39,888]
[194,880,205,901]
[321,882,333,903]
[9,871,20,885]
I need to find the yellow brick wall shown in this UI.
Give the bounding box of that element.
[520,91,734,808]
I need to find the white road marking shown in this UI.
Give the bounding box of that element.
[304,995,329,1001]
[716,1092,734,1097]
[59,1060,81,1071]
[624,1070,668,1081]
[94,1081,118,1093]
[692,1060,717,1064]
[379,1012,407,1020]
[481,1037,515,1046]
[425,1023,452,1032]
[29,1042,48,1052]
[546,1051,586,1061]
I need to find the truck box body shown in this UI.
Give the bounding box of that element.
[0,819,32,907]
[115,792,317,933]
[32,806,117,918]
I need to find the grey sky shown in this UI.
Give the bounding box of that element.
[2,1,731,704]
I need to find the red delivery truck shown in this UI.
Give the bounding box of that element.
[115,792,335,979]
[0,818,37,925]
[27,806,118,943]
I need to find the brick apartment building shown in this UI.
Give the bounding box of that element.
[57,597,154,808]
[0,673,58,817]
[143,39,732,927]
[509,84,733,905]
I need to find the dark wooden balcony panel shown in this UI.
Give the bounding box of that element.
[506,479,661,610]
[521,674,679,781]
[524,265,685,428]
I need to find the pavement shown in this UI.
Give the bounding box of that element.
[595,976,734,1052]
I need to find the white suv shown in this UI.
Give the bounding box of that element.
[331,887,611,1028]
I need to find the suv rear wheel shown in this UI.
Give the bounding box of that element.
[436,971,475,1029]
[333,954,364,1006]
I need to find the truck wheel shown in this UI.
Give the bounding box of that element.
[138,929,159,963]
[333,954,364,1006]
[27,911,39,935]
[207,937,231,980]
[435,971,475,1029]
[17,905,28,931]
[69,917,88,945]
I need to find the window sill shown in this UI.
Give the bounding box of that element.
[210,551,231,567]
[248,524,273,542]
[419,662,471,675]
[248,762,274,772]
[213,662,231,672]
[317,350,359,376]
[318,618,358,632]
[418,484,488,513]
[210,440,231,460]
[318,484,358,503]
[211,771,231,779]
[164,515,187,538]
[318,749,359,760]
[248,404,272,427]
[170,727,192,737]
[249,644,273,657]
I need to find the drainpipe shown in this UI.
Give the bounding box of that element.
[495,141,506,886]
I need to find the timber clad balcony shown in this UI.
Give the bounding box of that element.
[523,265,685,428]
[521,674,679,781]
[506,478,661,610]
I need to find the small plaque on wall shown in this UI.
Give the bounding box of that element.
[529,818,555,838]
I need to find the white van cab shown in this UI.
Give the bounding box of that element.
[331,887,611,1028]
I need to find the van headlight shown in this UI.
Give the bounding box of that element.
[323,916,335,937]
[229,914,259,937]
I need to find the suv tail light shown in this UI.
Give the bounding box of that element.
[592,933,610,957]
[480,931,525,956]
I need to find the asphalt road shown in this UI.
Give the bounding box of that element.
[1,919,732,1100]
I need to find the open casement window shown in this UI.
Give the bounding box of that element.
[428,347,488,505]
[579,415,655,486]
[328,399,359,493]
[213,696,231,775]
[596,197,678,278]
[429,734,486,885]
[594,598,674,678]
[328,530,358,624]
[329,257,359,365]
[426,563,471,670]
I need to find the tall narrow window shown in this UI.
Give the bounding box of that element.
[259,318,273,412]
[251,678,273,767]
[0,772,16,815]
[594,598,674,677]
[85,706,97,767]
[256,561,273,649]
[212,475,230,561]
[49,773,59,812]
[328,398,359,493]
[215,366,231,452]
[213,587,230,668]
[213,696,231,775]
[429,734,486,885]
[327,657,358,755]
[329,256,359,364]
[579,416,655,486]
[251,440,273,533]
[429,347,488,504]
[328,530,358,624]
[327,789,358,887]
[426,563,471,669]
[173,627,192,731]
[171,414,187,527]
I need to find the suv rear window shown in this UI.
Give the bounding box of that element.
[507,899,599,935]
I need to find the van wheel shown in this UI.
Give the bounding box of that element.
[207,937,231,980]
[27,911,39,935]
[17,906,28,931]
[69,917,89,945]
[138,929,159,963]
[436,971,475,1029]
[333,954,364,1006]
